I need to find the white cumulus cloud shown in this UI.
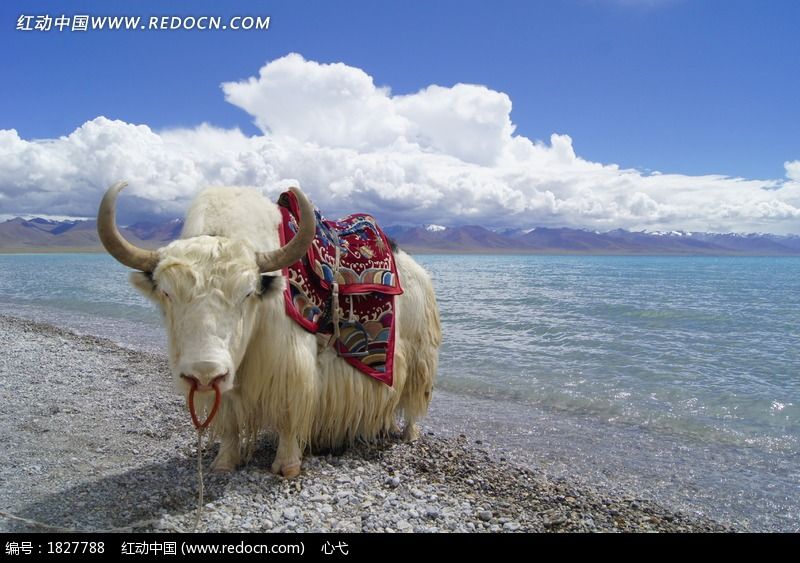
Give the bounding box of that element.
[1,53,800,234]
[786,160,800,182]
[222,53,407,151]
[221,53,515,166]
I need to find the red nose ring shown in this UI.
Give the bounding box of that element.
[182,375,223,430]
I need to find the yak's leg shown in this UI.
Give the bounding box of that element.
[211,403,241,472]
[402,420,420,442]
[265,329,316,479]
[396,343,428,443]
[389,419,403,438]
[393,251,441,444]
[271,431,302,478]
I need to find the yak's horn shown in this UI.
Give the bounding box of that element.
[97,181,159,272]
[257,187,316,273]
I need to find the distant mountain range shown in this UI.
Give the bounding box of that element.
[385,225,800,255]
[2,216,800,255]
[386,225,800,256]
[0,217,183,250]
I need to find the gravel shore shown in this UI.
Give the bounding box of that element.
[0,315,729,533]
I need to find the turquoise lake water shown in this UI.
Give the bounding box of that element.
[1,253,798,530]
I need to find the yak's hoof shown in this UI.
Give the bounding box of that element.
[402,423,420,442]
[210,456,237,473]
[272,461,301,479]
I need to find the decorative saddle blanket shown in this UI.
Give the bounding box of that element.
[277,190,402,386]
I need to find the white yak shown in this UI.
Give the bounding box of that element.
[97,182,440,477]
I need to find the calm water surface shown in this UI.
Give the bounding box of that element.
[1,253,798,530]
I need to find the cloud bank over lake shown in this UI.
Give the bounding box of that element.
[2,54,799,233]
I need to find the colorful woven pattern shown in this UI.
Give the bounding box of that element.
[277,191,402,386]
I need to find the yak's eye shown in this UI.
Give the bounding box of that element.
[161,289,171,300]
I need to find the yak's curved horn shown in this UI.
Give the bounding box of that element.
[257,187,316,273]
[97,181,159,272]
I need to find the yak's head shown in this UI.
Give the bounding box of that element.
[97,182,315,397]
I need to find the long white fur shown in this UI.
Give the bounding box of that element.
[130,187,441,476]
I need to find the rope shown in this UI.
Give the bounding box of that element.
[185,379,223,533]
[331,241,342,344]
[187,380,222,430]
[192,427,207,533]
[348,294,355,322]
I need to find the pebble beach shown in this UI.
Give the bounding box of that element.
[0,315,730,533]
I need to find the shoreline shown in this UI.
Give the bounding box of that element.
[0,315,730,533]
[4,246,800,257]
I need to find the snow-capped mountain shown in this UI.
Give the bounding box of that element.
[2,216,799,255]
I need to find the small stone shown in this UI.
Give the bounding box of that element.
[385,476,401,488]
[544,516,567,529]
[478,510,493,522]
[282,508,298,521]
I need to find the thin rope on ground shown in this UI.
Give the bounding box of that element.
[192,427,207,533]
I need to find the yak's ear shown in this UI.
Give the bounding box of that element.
[258,274,283,300]
[129,271,157,300]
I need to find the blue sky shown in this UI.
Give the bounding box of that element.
[1,0,799,233]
